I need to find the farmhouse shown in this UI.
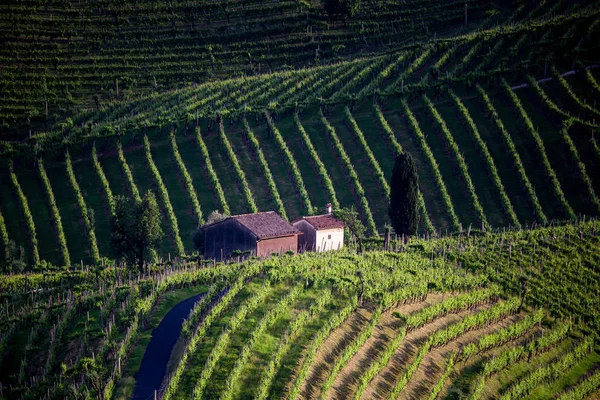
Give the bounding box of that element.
[203,211,301,260]
[293,204,345,252]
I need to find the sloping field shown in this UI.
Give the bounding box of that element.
[1,220,599,399]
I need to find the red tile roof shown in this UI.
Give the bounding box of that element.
[295,214,345,230]
[232,212,301,239]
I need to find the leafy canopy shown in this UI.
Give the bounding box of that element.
[333,206,366,253]
[110,191,163,273]
[389,152,420,237]
[323,0,361,20]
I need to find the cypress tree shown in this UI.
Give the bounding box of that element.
[389,152,420,238]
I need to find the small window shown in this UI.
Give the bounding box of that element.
[328,234,332,239]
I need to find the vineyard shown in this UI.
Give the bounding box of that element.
[0,1,600,266]
[0,221,598,399]
[1,0,600,398]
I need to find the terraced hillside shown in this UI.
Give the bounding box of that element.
[1,0,600,268]
[2,68,600,266]
[1,0,513,130]
[0,220,599,399]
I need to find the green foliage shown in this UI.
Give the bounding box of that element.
[294,114,339,209]
[110,191,164,273]
[265,111,313,215]
[502,79,575,219]
[0,211,9,267]
[217,116,258,214]
[449,90,520,227]
[320,110,377,235]
[143,134,185,256]
[170,130,204,226]
[423,95,489,229]
[65,152,100,263]
[389,152,420,237]
[401,100,461,231]
[195,127,230,215]
[333,206,366,252]
[8,161,40,266]
[92,145,114,213]
[476,85,547,224]
[374,104,433,233]
[243,119,287,220]
[323,0,361,20]
[38,159,70,267]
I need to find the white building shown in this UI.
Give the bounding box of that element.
[293,204,345,252]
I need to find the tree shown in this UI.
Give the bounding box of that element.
[323,0,360,21]
[333,207,366,253]
[110,191,163,273]
[389,152,420,239]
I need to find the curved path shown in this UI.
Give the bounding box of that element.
[132,293,205,400]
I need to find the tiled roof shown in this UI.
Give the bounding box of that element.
[232,212,301,239]
[295,214,345,230]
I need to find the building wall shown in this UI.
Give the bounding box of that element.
[203,219,257,260]
[293,220,317,252]
[315,228,344,252]
[257,235,299,257]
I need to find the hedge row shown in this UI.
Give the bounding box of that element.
[373,104,434,233]
[8,161,40,265]
[423,94,489,229]
[38,160,71,267]
[502,79,576,219]
[243,119,287,220]
[319,110,378,236]
[195,127,230,215]
[170,131,204,225]
[475,85,547,224]
[143,135,185,256]
[65,152,101,263]
[401,100,461,231]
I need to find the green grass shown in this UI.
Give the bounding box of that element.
[492,89,565,221]
[516,88,592,217]
[174,130,219,216]
[44,160,91,264]
[249,118,306,221]
[72,156,112,258]
[202,129,248,216]
[436,98,506,228]
[227,123,277,214]
[276,114,329,215]
[526,351,600,399]
[122,141,177,257]
[298,108,357,211]
[380,103,452,233]
[415,98,479,228]
[13,164,62,265]
[327,106,388,229]
[147,136,198,254]
[463,94,535,226]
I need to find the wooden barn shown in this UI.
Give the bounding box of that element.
[293,204,345,252]
[203,211,301,260]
